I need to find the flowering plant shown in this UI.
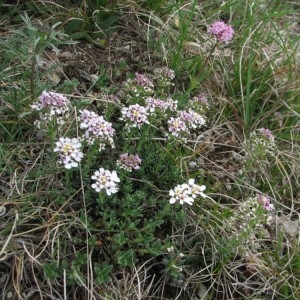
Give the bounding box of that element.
[120,104,149,129]
[91,168,120,195]
[224,195,274,252]
[207,21,235,43]
[190,20,235,91]
[53,137,83,169]
[79,109,115,150]
[31,91,70,127]
[116,153,142,172]
[169,179,206,205]
[30,66,210,283]
[247,127,276,156]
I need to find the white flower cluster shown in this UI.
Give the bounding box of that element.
[248,128,276,156]
[225,196,273,252]
[167,109,206,138]
[167,117,188,137]
[153,67,175,87]
[178,109,206,129]
[91,168,120,195]
[54,137,84,169]
[120,104,149,129]
[169,179,206,205]
[144,97,178,116]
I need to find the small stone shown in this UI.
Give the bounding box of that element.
[188,161,198,169]
[0,205,6,217]
[225,184,232,190]
[59,51,73,59]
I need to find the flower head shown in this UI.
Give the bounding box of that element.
[91,168,120,195]
[79,109,115,149]
[165,98,178,112]
[53,137,83,169]
[247,128,276,157]
[145,97,170,114]
[125,73,154,96]
[178,109,206,129]
[257,195,274,211]
[153,67,175,87]
[188,179,207,199]
[260,128,274,142]
[117,153,142,172]
[193,94,209,106]
[167,117,188,137]
[169,183,194,205]
[134,73,154,87]
[120,104,149,129]
[169,179,206,205]
[208,21,234,43]
[31,91,70,115]
[31,91,70,126]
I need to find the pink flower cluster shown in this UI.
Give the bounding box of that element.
[207,21,234,43]
[31,91,71,127]
[134,73,154,87]
[120,104,149,129]
[257,195,274,211]
[167,109,206,137]
[190,94,209,108]
[187,94,210,115]
[145,97,177,115]
[79,109,115,149]
[260,128,274,142]
[91,168,120,195]
[178,109,206,129]
[169,179,206,205]
[125,73,154,96]
[167,117,188,137]
[54,137,84,169]
[145,97,168,113]
[117,153,142,172]
[31,91,70,115]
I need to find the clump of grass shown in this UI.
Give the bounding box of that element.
[1,0,300,299]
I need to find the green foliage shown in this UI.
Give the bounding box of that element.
[62,0,120,43]
[94,262,113,284]
[1,0,300,299]
[44,262,60,281]
[17,53,207,287]
[0,12,74,114]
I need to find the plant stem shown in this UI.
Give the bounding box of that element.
[30,54,37,102]
[188,42,219,93]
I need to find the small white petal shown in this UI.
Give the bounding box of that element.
[169,198,176,204]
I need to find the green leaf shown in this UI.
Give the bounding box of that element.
[43,262,59,281]
[113,231,128,246]
[94,262,113,284]
[117,249,138,267]
[73,252,87,267]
